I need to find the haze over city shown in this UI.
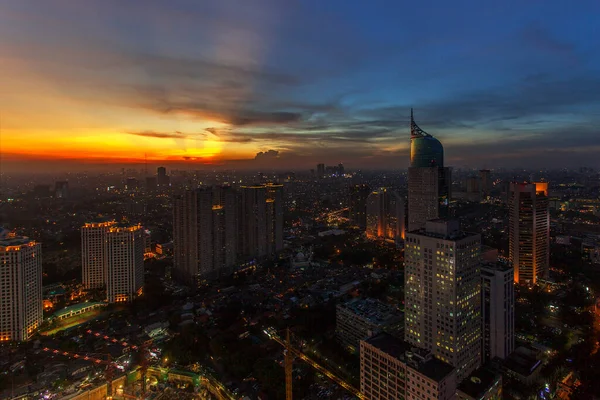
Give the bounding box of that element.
[2,0,600,172]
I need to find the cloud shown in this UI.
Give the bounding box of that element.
[255,149,280,160]
[126,130,189,139]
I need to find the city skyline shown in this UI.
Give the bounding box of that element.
[2,0,600,172]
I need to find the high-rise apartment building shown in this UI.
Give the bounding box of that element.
[157,166,170,186]
[55,181,69,199]
[405,219,482,380]
[317,163,325,179]
[82,221,115,289]
[481,261,515,363]
[81,221,144,302]
[0,229,42,342]
[479,169,491,197]
[508,182,549,284]
[366,188,405,242]
[106,224,145,303]
[348,184,371,229]
[360,333,457,400]
[173,186,239,284]
[408,110,451,231]
[239,184,284,260]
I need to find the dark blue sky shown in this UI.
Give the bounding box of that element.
[1,0,600,169]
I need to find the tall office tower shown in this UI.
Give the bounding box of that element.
[408,109,451,231]
[360,333,457,400]
[348,184,371,229]
[82,221,116,289]
[405,219,482,380]
[106,224,145,303]
[157,166,170,186]
[317,163,325,179]
[480,169,491,197]
[173,187,239,284]
[508,182,550,284]
[55,181,69,199]
[0,230,42,342]
[366,190,384,238]
[389,191,406,241]
[365,188,405,241]
[481,261,515,363]
[338,163,345,176]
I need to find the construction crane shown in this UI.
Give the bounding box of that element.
[42,330,150,398]
[85,330,151,395]
[264,328,365,400]
[42,347,119,397]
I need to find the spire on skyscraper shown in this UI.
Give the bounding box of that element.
[410,108,431,139]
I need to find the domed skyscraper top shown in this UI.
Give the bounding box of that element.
[410,109,444,168]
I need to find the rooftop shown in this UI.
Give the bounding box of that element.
[365,333,455,382]
[481,260,513,274]
[53,302,105,319]
[504,346,542,377]
[457,367,501,398]
[0,232,37,248]
[408,219,478,241]
[339,298,402,326]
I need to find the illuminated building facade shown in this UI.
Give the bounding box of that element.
[408,109,451,231]
[82,221,116,289]
[106,224,145,303]
[481,261,515,363]
[405,219,482,381]
[0,230,42,341]
[366,188,405,242]
[360,333,457,400]
[348,184,371,229]
[82,221,145,302]
[508,182,549,284]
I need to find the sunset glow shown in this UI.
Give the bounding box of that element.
[1,0,599,171]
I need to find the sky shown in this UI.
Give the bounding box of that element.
[1,0,600,172]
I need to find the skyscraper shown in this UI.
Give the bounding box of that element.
[408,109,451,231]
[82,221,115,289]
[481,260,515,363]
[55,181,69,199]
[509,182,550,284]
[405,219,481,380]
[239,184,284,260]
[317,163,325,179]
[82,221,144,302]
[265,183,284,255]
[157,166,170,186]
[348,184,371,229]
[105,224,145,303]
[365,188,405,242]
[479,169,491,197]
[360,333,457,400]
[173,186,239,284]
[0,229,42,342]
